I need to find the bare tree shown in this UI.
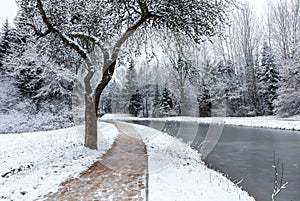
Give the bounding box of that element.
[269,0,300,59]
[233,2,261,115]
[162,33,199,116]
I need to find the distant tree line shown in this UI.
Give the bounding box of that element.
[0,0,299,135]
[100,0,299,118]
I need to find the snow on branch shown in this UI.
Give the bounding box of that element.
[271,151,288,201]
[36,0,92,67]
[69,32,104,51]
[25,23,51,38]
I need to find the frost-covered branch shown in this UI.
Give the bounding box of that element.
[68,32,105,51]
[25,23,51,38]
[271,151,288,201]
[36,0,92,68]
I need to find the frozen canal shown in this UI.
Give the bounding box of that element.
[129,120,300,201]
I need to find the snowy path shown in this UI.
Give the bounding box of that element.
[44,125,148,200]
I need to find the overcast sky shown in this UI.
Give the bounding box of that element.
[0,0,266,27]
[0,0,19,26]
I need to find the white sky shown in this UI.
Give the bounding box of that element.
[247,0,267,15]
[0,0,266,27]
[0,0,19,26]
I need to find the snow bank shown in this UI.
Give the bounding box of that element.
[115,122,255,201]
[0,110,74,134]
[166,116,300,131]
[104,115,300,131]
[224,116,300,131]
[0,122,118,200]
[101,113,132,120]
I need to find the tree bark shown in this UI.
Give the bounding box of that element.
[94,61,116,115]
[83,61,98,149]
[180,86,187,116]
[84,94,98,149]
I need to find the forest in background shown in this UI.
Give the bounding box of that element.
[0,0,299,133]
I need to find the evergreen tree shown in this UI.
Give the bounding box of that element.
[4,38,74,112]
[257,43,280,115]
[153,84,160,117]
[0,19,20,70]
[200,62,225,116]
[274,60,300,117]
[102,98,112,113]
[197,79,212,117]
[0,20,11,60]
[100,80,117,114]
[159,87,173,116]
[129,90,143,117]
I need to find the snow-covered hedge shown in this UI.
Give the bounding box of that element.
[0,109,74,134]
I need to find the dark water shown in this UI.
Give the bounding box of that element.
[129,120,300,201]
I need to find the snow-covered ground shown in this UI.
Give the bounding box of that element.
[0,122,118,200]
[1,118,255,201]
[2,114,295,200]
[170,116,300,131]
[103,114,300,131]
[116,122,254,201]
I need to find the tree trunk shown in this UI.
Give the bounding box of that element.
[82,61,116,150]
[84,94,98,149]
[179,77,187,116]
[83,62,98,149]
[94,61,116,115]
[180,88,187,116]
